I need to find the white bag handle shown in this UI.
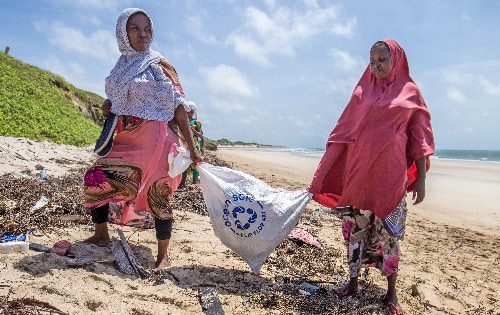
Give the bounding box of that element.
[167,144,192,178]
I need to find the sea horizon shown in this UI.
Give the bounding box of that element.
[221,146,500,164]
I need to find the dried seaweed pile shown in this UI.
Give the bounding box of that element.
[0,169,89,235]
[0,153,231,236]
[245,239,390,314]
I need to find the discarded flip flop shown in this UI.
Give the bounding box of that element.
[287,228,323,249]
[333,287,358,297]
[50,240,72,256]
[67,257,93,267]
[386,301,404,315]
[30,242,76,258]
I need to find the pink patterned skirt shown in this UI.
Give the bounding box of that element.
[84,117,181,229]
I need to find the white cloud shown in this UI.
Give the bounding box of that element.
[41,55,102,94]
[205,97,247,113]
[80,14,102,27]
[329,48,362,72]
[227,3,355,66]
[446,86,466,103]
[49,0,126,10]
[464,127,475,135]
[226,33,270,66]
[461,12,471,21]
[478,76,500,95]
[36,21,118,64]
[331,18,357,36]
[185,16,217,45]
[479,110,490,117]
[442,61,500,96]
[199,64,260,112]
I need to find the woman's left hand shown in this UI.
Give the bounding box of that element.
[190,149,202,165]
[412,157,427,205]
[412,177,425,204]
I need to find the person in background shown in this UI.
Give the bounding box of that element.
[178,101,203,188]
[83,8,202,269]
[308,39,434,315]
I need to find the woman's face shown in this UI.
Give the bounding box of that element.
[370,44,392,79]
[126,13,152,52]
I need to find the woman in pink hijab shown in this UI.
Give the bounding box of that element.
[309,39,434,314]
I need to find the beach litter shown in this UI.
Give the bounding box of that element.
[0,240,29,253]
[29,242,76,258]
[0,230,32,253]
[39,169,47,180]
[66,257,94,267]
[299,282,323,295]
[30,196,49,211]
[50,240,72,256]
[287,228,323,249]
[198,284,224,315]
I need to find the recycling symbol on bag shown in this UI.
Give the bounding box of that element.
[232,206,258,230]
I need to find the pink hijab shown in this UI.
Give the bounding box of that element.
[308,39,435,219]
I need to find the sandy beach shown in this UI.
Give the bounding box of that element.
[1,138,499,314]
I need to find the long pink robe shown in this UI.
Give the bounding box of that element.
[308,39,435,219]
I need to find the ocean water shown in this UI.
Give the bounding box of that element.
[432,149,500,163]
[258,147,500,164]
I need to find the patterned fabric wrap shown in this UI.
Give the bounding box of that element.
[335,206,401,277]
[84,119,181,228]
[382,199,408,240]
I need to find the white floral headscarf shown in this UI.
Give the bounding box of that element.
[105,8,185,121]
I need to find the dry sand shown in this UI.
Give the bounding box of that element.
[0,138,499,314]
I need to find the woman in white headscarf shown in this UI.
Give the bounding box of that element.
[178,101,203,188]
[83,8,201,269]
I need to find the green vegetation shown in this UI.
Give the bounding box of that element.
[0,52,103,147]
[204,137,278,148]
[0,52,274,149]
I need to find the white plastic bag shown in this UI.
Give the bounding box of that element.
[167,143,192,178]
[197,163,312,274]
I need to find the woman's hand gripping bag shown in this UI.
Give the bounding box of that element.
[197,163,312,275]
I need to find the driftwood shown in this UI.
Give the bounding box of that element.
[1,297,68,315]
[198,284,224,315]
[111,228,150,279]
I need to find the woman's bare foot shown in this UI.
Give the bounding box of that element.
[83,223,111,246]
[83,234,111,247]
[154,256,171,269]
[333,277,358,297]
[386,273,403,314]
[155,239,170,269]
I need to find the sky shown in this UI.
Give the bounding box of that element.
[1,0,499,150]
